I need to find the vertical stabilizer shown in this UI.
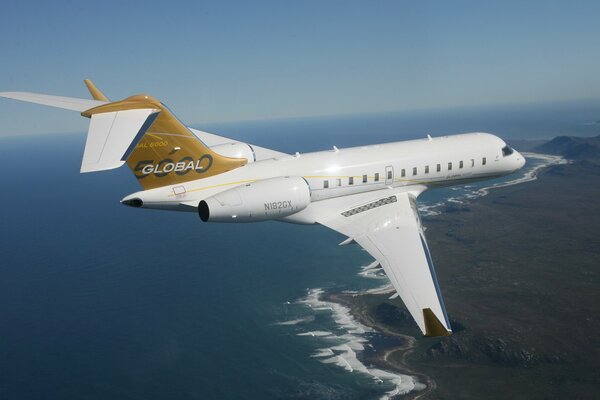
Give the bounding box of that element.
[81,94,247,189]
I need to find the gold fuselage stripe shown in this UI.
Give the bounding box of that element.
[165,175,432,198]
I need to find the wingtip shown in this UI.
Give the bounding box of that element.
[423,308,452,337]
[83,79,109,102]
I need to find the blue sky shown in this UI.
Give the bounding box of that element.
[1,0,599,135]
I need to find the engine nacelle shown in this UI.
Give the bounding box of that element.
[210,142,256,163]
[198,176,311,222]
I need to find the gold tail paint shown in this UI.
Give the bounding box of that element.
[81,82,247,190]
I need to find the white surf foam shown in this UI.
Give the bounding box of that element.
[418,201,444,217]
[358,262,388,280]
[273,316,314,326]
[297,330,334,337]
[296,288,423,398]
[311,348,335,358]
[466,152,567,198]
[358,268,387,279]
[365,283,395,295]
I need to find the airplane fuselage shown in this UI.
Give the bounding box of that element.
[124,132,525,221]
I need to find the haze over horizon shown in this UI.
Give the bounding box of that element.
[1,0,600,135]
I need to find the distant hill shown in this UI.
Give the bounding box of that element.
[533,134,600,161]
[507,139,548,152]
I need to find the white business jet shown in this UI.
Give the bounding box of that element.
[0,81,525,337]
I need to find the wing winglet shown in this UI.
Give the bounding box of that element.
[423,308,451,337]
[84,79,109,102]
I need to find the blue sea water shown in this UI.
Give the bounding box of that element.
[0,100,597,399]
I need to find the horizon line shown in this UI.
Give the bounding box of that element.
[1,95,599,138]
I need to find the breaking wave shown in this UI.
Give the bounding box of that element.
[295,289,425,399]
[358,264,388,280]
[365,283,395,295]
[418,202,445,217]
[273,316,314,326]
[297,330,334,337]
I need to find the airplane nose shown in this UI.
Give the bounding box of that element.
[515,151,526,169]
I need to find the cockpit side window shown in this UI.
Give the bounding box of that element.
[502,145,514,157]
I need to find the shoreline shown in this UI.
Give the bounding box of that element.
[322,291,435,400]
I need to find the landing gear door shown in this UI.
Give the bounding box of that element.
[385,165,394,185]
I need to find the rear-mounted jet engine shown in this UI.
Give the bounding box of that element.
[198,176,311,222]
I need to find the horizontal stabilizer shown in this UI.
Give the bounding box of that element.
[0,91,106,111]
[81,108,159,173]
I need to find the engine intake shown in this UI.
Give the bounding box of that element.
[198,176,310,222]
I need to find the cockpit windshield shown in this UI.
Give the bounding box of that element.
[502,145,514,157]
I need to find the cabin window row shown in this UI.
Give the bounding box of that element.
[400,157,487,177]
[321,157,487,188]
[322,172,385,188]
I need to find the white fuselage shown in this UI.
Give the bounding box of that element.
[123,132,525,221]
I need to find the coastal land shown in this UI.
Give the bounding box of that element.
[325,136,600,399]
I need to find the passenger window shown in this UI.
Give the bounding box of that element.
[437,164,441,172]
[412,167,417,176]
[374,173,380,182]
[387,170,392,180]
[425,165,429,174]
[401,169,406,177]
[362,174,367,183]
[459,161,463,169]
[336,178,342,187]
[349,176,354,185]
[448,162,452,171]
[323,180,329,189]
[482,157,487,165]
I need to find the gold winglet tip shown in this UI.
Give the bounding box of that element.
[83,79,109,102]
[423,308,451,337]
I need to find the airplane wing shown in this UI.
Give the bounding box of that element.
[313,187,452,337]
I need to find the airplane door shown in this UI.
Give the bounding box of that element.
[385,165,394,185]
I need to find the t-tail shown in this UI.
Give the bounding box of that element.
[0,80,247,190]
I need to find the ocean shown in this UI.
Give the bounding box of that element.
[0,100,597,399]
